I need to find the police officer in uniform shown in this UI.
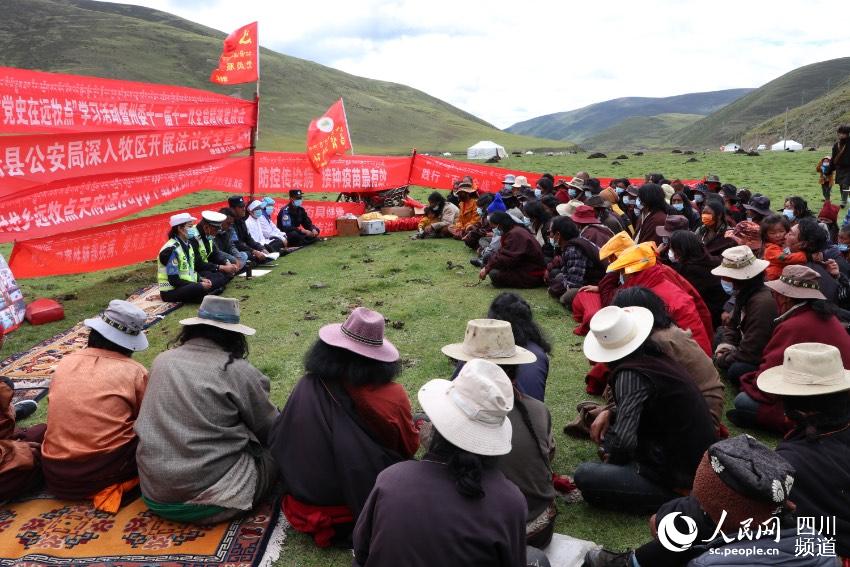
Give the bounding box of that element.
[157,213,219,303]
[190,210,241,290]
[277,189,320,246]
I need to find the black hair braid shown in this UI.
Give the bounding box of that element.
[513,389,551,470]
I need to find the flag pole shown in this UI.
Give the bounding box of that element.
[340,97,354,156]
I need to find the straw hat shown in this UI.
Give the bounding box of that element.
[710,245,769,280]
[757,343,850,397]
[606,242,657,274]
[180,296,256,335]
[418,359,513,456]
[555,199,584,218]
[599,231,635,260]
[764,265,826,300]
[84,299,149,352]
[319,307,399,362]
[441,319,536,365]
[583,306,654,363]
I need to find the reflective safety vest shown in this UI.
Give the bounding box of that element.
[196,235,214,264]
[157,238,197,291]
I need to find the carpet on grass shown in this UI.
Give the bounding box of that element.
[0,495,286,567]
[0,284,180,404]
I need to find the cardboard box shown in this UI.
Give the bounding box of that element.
[336,218,361,237]
[359,219,386,235]
[380,206,414,218]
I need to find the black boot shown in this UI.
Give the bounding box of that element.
[469,258,483,268]
[583,548,633,567]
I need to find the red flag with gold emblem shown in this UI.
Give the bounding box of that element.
[306,99,353,171]
[210,22,259,85]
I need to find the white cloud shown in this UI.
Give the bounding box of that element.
[114,0,850,128]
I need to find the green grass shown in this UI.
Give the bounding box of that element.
[584,113,704,151]
[6,149,811,565]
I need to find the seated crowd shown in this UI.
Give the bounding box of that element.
[2,163,850,567]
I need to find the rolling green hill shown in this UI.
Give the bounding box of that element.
[0,0,568,153]
[673,57,850,148]
[505,89,752,143]
[745,77,850,149]
[583,113,703,151]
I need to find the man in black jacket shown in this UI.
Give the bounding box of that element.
[190,211,240,291]
[277,189,320,246]
[227,196,271,263]
[828,124,850,209]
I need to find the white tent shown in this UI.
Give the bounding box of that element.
[756,144,767,150]
[771,139,803,151]
[721,143,741,152]
[467,140,507,160]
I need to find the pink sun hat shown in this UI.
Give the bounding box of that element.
[318,307,399,362]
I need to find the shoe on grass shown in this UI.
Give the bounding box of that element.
[469,258,484,268]
[583,548,634,567]
[13,399,38,421]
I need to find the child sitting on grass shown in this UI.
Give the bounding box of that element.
[761,214,816,281]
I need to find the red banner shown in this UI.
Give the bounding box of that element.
[0,67,256,133]
[306,99,352,170]
[0,126,252,196]
[8,201,227,279]
[0,157,250,242]
[255,152,411,193]
[210,22,259,85]
[9,199,365,278]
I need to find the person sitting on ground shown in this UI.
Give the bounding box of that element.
[554,179,571,203]
[191,211,241,289]
[587,195,625,235]
[781,195,813,225]
[711,245,777,385]
[0,377,47,501]
[546,215,606,309]
[136,296,278,523]
[654,214,689,260]
[583,436,816,567]
[733,265,850,433]
[695,199,736,260]
[534,176,554,200]
[41,300,148,511]
[157,213,219,303]
[540,194,560,218]
[271,308,416,548]
[278,189,320,246]
[668,230,726,329]
[765,343,850,561]
[215,208,250,268]
[570,204,615,249]
[470,194,511,267]
[563,178,585,203]
[479,211,546,288]
[462,193,494,250]
[245,199,286,253]
[817,199,840,244]
[786,217,842,301]
[524,200,554,261]
[415,191,459,239]
[621,186,640,231]
[441,321,556,548]
[487,293,552,402]
[724,219,763,256]
[762,213,808,281]
[353,359,528,567]
[633,183,671,246]
[671,190,700,229]
[574,305,715,514]
[227,196,272,264]
[447,182,479,239]
[743,194,772,224]
[720,184,745,225]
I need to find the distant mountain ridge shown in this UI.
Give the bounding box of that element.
[506,89,754,143]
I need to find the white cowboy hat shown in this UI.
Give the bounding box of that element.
[418,358,514,456]
[179,296,256,335]
[757,343,850,397]
[441,319,536,365]
[583,306,654,363]
[710,245,769,280]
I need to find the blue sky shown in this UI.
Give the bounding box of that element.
[118,0,850,128]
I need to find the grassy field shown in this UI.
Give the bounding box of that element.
[5,149,820,565]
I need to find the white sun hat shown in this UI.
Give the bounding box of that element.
[757,343,850,397]
[441,319,536,365]
[418,358,514,456]
[583,306,654,363]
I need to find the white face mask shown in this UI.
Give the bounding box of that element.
[618,273,625,285]
[721,280,734,295]
[667,249,677,263]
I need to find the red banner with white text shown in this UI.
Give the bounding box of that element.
[9,199,365,277]
[0,157,250,242]
[255,152,411,193]
[0,126,252,196]
[0,67,256,133]
[8,201,228,279]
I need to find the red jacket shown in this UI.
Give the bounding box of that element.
[739,306,850,433]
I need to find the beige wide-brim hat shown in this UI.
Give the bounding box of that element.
[418,359,513,456]
[556,199,584,218]
[758,343,850,397]
[763,265,826,300]
[710,245,769,280]
[441,319,536,365]
[583,306,654,363]
[180,296,256,336]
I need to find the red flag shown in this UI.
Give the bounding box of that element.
[210,22,258,85]
[306,99,352,171]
